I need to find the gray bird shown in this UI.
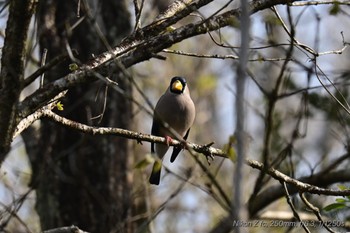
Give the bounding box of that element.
[149,77,196,185]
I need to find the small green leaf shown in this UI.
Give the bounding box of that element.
[338,184,348,191]
[56,101,64,111]
[223,135,237,162]
[134,154,154,169]
[329,3,340,15]
[227,146,236,162]
[69,63,79,71]
[335,198,347,203]
[324,203,346,211]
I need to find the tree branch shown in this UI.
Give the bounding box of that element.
[30,110,350,200]
[299,193,337,233]
[282,182,311,233]
[17,0,299,121]
[42,225,88,233]
[41,110,225,158]
[13,91,67,139]
[14,102,350,221]
[248,165,350,217]
[24,53,75,88]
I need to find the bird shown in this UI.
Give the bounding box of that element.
[149,76,195,185]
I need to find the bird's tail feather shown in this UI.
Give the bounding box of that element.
[170,147,182,163]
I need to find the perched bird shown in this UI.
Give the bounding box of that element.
[149,77,195,185]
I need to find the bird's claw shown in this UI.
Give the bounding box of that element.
[180,140,187,149]
[204,142,215,165]
[165,136,173,146]
[205,153,214,165]
[137,139,143,145]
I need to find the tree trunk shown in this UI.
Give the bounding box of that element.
[0,0,36,160]
[23,1,134,232]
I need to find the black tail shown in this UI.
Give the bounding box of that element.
[170,128,191,162]
[170,147,182,163]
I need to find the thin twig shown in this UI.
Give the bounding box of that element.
[282,182,311,233]
[300,193,337,233]
[42,225,88,233]
[162,49,293,61]
[135,182,186,233]
[40,48,48,88]
[24,53,74,87]
[133,0,145,31]
[314,62,350,116]
[290,0,350,6]
[189,149,232,210]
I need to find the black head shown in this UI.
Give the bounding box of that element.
[169,76,187,94]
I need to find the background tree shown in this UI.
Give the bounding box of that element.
[22,1,134,232]
[1,0,350,233]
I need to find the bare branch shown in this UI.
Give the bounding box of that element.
[248,159,350,196]
[248,165,350,217]
[17,0,299,121]
[13,91,67,139]
[290,0,350,6]
[162,49,239,59]
[133,0,144,30]
[33,110,350,199]
[300,193,337,233]
[41,109,225,158]
[163,49,291,61]
[283,182,311,233]
[42,225,88,233]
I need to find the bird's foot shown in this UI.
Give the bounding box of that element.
[204,142,215,165]
[165,136,173,146]
[205,153,215,165]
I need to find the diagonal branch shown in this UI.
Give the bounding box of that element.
[17,0,299,121]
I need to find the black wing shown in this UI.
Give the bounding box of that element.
[170,128,191,163]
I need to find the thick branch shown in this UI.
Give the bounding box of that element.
[0,0,36,158]
[18,0,298,120]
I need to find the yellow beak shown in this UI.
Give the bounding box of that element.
[171,80,183,92]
